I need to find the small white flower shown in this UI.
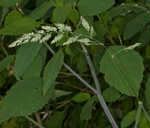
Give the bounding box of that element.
[123,43,142,51]
[81,16,90,32]
[30,34,42,42]
[80,16,96,37]
[51,33,64,44]
[90,26,96,37]
[22,39,30,44]
[9,40,20,47]
[77,38,91,43]
[37,30,45,34]
[55,23,72,32]
[41,26,57,32]
[8,33,33,47]
[39,34,52,43]
[112,43,142,58]
[63,36,80,45]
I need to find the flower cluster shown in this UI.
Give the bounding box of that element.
[9,17,102,48]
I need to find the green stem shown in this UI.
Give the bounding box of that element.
[81,44,118,128]
[43,42,98,94]
[134,101,143,128]
[142,105,150,122]
[0,36,8,56]
[25,116,45,128]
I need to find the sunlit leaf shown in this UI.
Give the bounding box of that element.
[100,46,144,97]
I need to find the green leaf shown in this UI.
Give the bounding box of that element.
[0,8,9,26]
[52,3,72,23]
[68,106,83,128]
[0,55,15,72]
[0,10,39,35]
[121,110,136,128]
[139,28,150,44]
[43,50,64,95]
[139,113,150,128]
[68,9,79,24]
[78,0,115,16]
[103,87,121,102]
[72,92,91,103]
[100,46,144,97]
[45,111,65,128]
[29,0,54,20]
[22,46,47,79]
[76,54,88,73]
[80,96,95,121]
[145,75,150,112]
[123,13,150,40]
[0,0,18,7]
[0,78,52,123]
[110,3,142,18]
[14,43,42,78]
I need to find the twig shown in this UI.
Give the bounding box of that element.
[81,44,118,128]
[35,112,42,125]
[56,81,94,94]
[43,42,98,94]
[59,72,91,77]
[0,36,8,56]
[25,116,45,128]
[118,32,123,45]
[134,101,143,128]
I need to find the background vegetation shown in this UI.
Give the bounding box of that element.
[0,0,150,128]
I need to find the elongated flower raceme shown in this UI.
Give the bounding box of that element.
[9,17,102,48]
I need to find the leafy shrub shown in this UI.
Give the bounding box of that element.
[0,0,150,128]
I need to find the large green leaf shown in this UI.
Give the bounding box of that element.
[22,46,47,79]
[100,46,144,97]
[52,3,72,23]
[0,0,18,7]
[78,0,115,16]
[0,10,39,35]
[123,13,150,40]
[14,43,42,78]
[29,0,54,20]
[43,50,64,95]
[0,78,52,123]
[145,75,150,112]
[0,55,15,72]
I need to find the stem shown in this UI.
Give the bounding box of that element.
[81,44,118,128]
[142,104,150,122]
[25,116,45,128]
[134,101,143,128]
[0,36,8,56]
[118,32,123,45]
[35,112,42,125]
[43,42,98,94]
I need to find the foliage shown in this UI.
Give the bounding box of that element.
[0,0,150,128]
